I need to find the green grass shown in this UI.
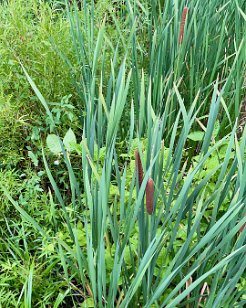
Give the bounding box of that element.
[0,0,76,167]
[0,0,246,307]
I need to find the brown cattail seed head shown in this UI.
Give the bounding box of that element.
[146,178,154,215]
[239,213,246,233]
[178,6,188,45]
[240,223,246,233]
[135,150,144,186]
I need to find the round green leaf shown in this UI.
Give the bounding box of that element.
[46,134,62,154]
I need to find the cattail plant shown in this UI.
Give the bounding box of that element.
[135,149,144,186]
[146,178,154,215]
[178,6,188,44]
[4,1,245,307]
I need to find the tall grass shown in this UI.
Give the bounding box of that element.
[1,0,246,306]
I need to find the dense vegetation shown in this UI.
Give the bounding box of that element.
[0,0,245,307]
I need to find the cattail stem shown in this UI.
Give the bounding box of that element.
[146,178,154,215]
[178,7,188,45]
[135,150,144,186]
[185,276,193,300]
[198,282,210,304]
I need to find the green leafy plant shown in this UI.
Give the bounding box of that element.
[0,0,246,307]
[4,51,245,308]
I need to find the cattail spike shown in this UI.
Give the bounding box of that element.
[240,213,246,233]
[240,223,246,233]
[146,178,154,215]
[135,150,144,186]
[178,6,188,45]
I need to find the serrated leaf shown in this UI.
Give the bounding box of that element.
[46,134,62,154]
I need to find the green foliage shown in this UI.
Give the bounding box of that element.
[0,0,246,307]
[47,128,78,154]
[0,0,76,167]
